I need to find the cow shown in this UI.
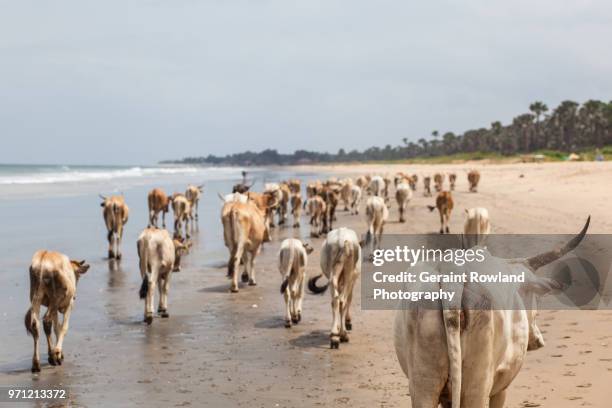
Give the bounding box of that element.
[434,173,445,192]
[383,175,392,199]
[307,195,327,237]
[287,179,301,195]
[147,188,170,228]
[349,184,362,215]
[369,176,386,197]
[290,193,302,228]
[340,178,354,211]
[395,182,412,223]
[394,217,590,408]
[185,184,204,222]
[423,176,432,197]
[449,173,457,191]
[277,183,291,226]
[411,174,419,191]
[468,170,481,192]
[137,228,190,324]
[278,239,314,328]
[428,191,454,234]
[170,193,191,239]
[100,195,129,259]
[463,207,491,248]
[308,228,362,349]
[24,251,90,373]
[306,180,323,199]
[319,185,340,233]
[365,196,389,251]
[355,175,370,190]
[247,191,279,236]
[221,201,268,292]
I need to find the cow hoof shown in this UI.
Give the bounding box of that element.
[439,229,444,234]
[108,250,115,259]
[48,355,57,366]
[445,227,450,233]
[144,315,153,325]
[340,334,349,343]
[230,287,239,293]
[160,311,169,318]
[345,321,352,331]
[241,272,249,283]
[248,279,257,286]
[285,320,292,328]
[291,316,299,324]
[330,339,340,349]
[297,312,302,322]
[116,252,122,260]
[31,362,41,373]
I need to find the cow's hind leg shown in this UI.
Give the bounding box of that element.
[52,302,73,364]
[25,307,41,373]
[107,230,115,259]
[345,288,354,331]
[330,278,341,349]
[43,309,57,366]
[283,290,292,328]
[158,275,170,318]
[246,250,257,286]
[489,390,506,408]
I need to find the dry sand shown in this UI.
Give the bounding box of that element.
[1,161,611,407]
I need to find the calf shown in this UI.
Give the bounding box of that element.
[147,188,170,228]
[25,251,89,373]
[171,193,192,239]
[355,175,369,190]
[463,207,491,248]
[222,201,268,292]
[365,196,389,250]
[137,228,189,324]
[307,195,327,237]
[395,182,412,223]
[278,239,314,328]
[368,176,386,197]
[434,173,445,192]
[100,195,129,259]
[308,228,362,349]
[423,176,432,196]
[290,193,302,228]
[468,170,481,192]
[428,191,454,234]
[185,184,203,221]
[349,184,362,215]
[449,173,457,191]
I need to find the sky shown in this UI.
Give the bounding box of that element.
[1,0,612,165]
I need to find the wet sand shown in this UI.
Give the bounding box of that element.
[1,162,611,407]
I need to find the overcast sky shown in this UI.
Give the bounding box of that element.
[1,1,612,165]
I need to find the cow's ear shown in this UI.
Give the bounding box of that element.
[302,242,314,254]
[75,261,90,274]
[359,239,366,248]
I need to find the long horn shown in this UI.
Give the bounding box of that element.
[526,216,590,270]
[99,194,107,200]
[217,193,225,201]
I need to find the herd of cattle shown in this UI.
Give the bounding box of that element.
[22,169,592,408]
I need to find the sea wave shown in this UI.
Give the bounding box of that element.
[0,166,239,185]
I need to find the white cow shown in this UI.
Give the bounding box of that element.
[368,176,386,197]
[137,228,189,324]
[365,196,389,250]
[463,207,491,248]
[278,239,314,328]
[394,217,590,408]
[349,184,362,215]
[395,182,412,223]
[308,228,362,349]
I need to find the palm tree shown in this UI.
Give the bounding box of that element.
[529,101,548,149]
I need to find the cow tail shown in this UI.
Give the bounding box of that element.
[138,240,150,299]
[25,266,42,337]
[279,248,295,294]
[308,274,328,294]
[441,283,462,408]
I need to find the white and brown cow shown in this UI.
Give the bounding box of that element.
[221,201,269,292]
[100,195,129,259]
[365,196,389,251]
[185,184,204,222]
[308,228,362,349]
[368,176,386,197]
[349,184,362,215]
[395,181,412,223]
[147,188,170,228]
[170,193,192,239]
[463,207,491,248]
[290,193,302,228]
[278,239,314,328]
[449,173,457,191]
[25,250,89,373]
[307,195,327,238]
[394,218,590,408]
[423,176,432,197]
[340,178,354,211]
[434,172,445,192]
[137,228,189,324]
[468,170,481,192]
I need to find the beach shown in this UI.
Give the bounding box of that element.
[1,161,611,407]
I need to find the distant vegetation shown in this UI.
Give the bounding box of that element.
[162,100,612,166]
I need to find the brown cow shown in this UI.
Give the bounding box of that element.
[25,250,90,373]
[100,195,129,259]
[433,173,445,192]
[290,193,302,228]
[468,170,481,192]
[222,201,268,292]
[147,188,170,228]
[185,184,204,221]
[449,173,457,191]
[411,174,418,191]
[287,179,301,195]
[427,191,454,234]
[247,191,279,238]
[277,183,291,225]
[423,176,432,197]
[307,195,327,237]
[319,184,340,233]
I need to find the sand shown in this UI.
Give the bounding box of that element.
[1,161,611,407]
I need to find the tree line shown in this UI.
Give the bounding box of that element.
[163,100,612,166]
